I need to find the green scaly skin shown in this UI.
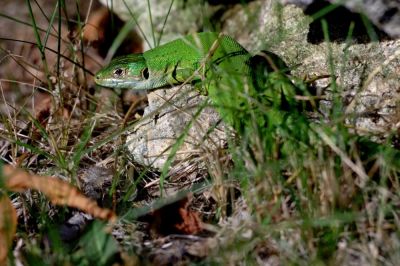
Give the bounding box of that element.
[95,32,301,131]
[94,32,251,90]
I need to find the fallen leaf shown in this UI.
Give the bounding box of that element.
[2,165,116,222]
[0,194,17,265]
[149,195,203,235]
[82,7,108,43]
[82,6,143,58]
[33,92,52,124]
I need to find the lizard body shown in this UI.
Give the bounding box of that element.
[94,32,251,91]
[95,32,299,130]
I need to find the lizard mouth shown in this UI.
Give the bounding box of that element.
[94,77,147,90]
[95,77,125,88]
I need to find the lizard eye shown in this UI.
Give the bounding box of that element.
[113,68,124,77]
[142,68,149,80]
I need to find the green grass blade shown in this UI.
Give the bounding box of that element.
[14,139,55,161]
[122,0,152,49]
[146,0,156,47]
[42,2,59,49]
[0,38,95,76]
[72,120,96,171]
[32,0,58,34]
[310,3,340,21]
[122,181,210,220]
[105,19,136,62]
[158,101,208,196]
[0,12,62,41]
[360,13,378,42]
[25,0,45,55]
[157,0,174,46]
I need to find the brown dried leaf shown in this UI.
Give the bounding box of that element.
[82,7,108,43]
[33,92,52,122]
[174,200,203,234]
[150,195,203,235]
[82,6,143,57]
[0,194,17,265]
[2,165,116,222]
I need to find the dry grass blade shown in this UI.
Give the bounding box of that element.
[2,165,117,222]
[0,194,17,265]
[314,127,369,186]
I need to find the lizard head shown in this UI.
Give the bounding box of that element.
[94,54,150,89]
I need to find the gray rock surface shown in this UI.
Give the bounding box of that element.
[298,40,400,137]
[282,0,400,38]
[126,85,227,169]
[225,1,400,137]
[98,0,206,50]
[100,0,400,169]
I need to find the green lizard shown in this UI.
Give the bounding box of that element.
[94,32,250,90]
[95,32,300,130]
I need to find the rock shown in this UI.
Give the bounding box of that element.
[224,1,400,137]
[122,0,400,169]
[281,0,400,38]
[126,85,227,170]
[298,40,400,137]
[336,0,400,37]
[98,0,206,50]
[79,166,114,201]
